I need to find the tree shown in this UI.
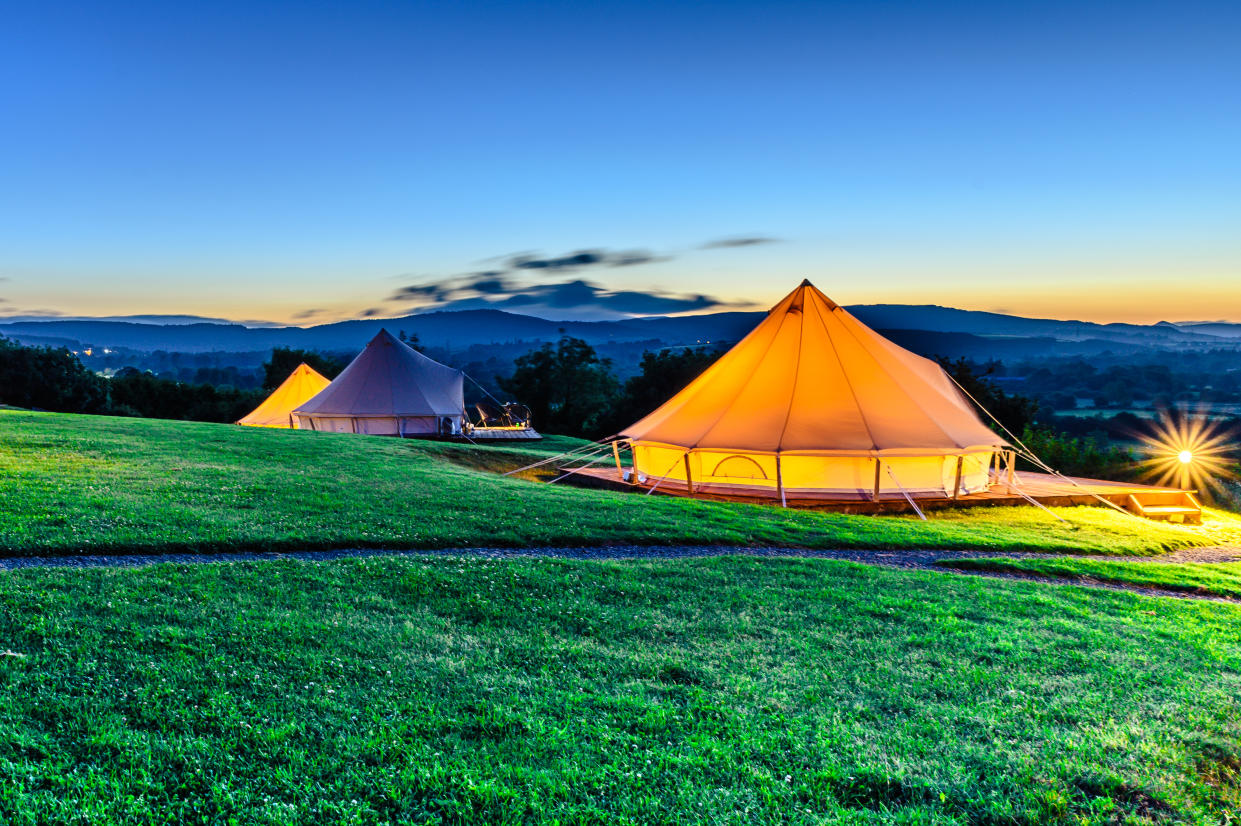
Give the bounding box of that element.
[397,331,425,352]
[108,370,264,422]
[262,348,347,390]
[0,337,109,413]
[938,357,1038,437]
[595,346,721,436]
[499,337,620,438]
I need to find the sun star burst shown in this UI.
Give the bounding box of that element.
[1136,410,1236,495]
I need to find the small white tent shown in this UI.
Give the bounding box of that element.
[293,329,465,437]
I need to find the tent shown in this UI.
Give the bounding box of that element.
[293,329,465,437]
[617,280,1010,501]
[236,363,331,428]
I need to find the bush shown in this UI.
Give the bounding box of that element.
[1018,427,1136,480]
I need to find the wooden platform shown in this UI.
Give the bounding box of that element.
[561,466,1194,516]
[468,426,542,441]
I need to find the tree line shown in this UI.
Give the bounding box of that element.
[0,334,1181,483]
[0,338,347,423]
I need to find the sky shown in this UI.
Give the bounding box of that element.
[1,0,1239,325]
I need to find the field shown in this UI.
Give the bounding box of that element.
[3,409,1240,557]
[941,556,1241,600]
[2,556,1240,824]
[4,410,1241,823]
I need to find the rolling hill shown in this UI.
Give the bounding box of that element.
[4,305,1240,356]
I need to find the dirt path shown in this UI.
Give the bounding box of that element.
[1124,545,1241,564]
[3,544,1240,604]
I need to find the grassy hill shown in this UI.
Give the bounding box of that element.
[4,411,1241,822]
[2,555,1239,823]
[2,410,1240,557]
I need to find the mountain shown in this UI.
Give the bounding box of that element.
[845,305,1225,344]
[1172,322,1241,339]
[0,313,254,326]
[3,304,1240,356]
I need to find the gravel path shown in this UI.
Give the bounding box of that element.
[3,544,1239,604]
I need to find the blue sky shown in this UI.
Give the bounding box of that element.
[2,0,1238,324]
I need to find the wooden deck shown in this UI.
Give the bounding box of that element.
[562,466,1192,516]
[468,426,542,441]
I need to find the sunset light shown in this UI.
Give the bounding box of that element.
[1138,412,1236,495]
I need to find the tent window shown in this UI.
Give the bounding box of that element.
[711,455,768,480]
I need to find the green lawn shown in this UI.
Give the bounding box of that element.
[1,556,1239,824]
[3,409,1240,557]
[940,557,1241,601]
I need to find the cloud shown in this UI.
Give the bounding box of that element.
[1,308,64,317]
[395,278,741,320]
[509,249,669,272]
[380,241,753,320]
[360,307,385,318]
[700,236,779,249]
[291,308,327,320]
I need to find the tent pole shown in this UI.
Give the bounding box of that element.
[872,459,881,501]
[684,452,695,496]
[776,453,786,508]
[612,440,624,481]
[1006,450,1016,489]
[952,455,963,500]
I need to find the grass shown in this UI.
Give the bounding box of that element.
[2,555,1240,824]
[3,409,1241,557]
[940,557,1241,601]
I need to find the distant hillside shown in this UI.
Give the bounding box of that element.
[3,304,1240,356]
[1174,322,1241,339]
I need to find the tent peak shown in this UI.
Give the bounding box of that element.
[785,280,838,311]
[370,328,416,349]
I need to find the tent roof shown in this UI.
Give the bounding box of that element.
[294,329,464,418]
[621,280,1008,454]
[236,363,331,427]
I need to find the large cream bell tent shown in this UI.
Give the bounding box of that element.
[616,280,1013,502]
[293,329,466,437]
[235,363,331,429]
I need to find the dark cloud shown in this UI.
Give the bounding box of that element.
[700,236,779,249]
[381,241,748,320]
[609,251,668,267]
[388,271,519,303]
[509,249,669,272]
[461,272,514,294]
[389,283,449,302]
[291,308,326,320]
[512,251,603,271]
[360,308,384,318]
[401,278,739,319]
